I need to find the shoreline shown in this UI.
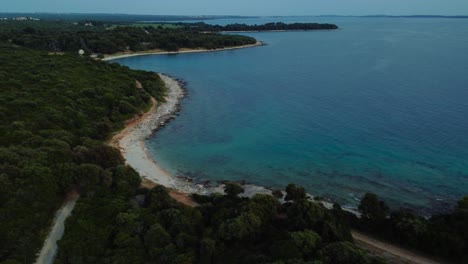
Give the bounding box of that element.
[106,48,359,214]
[109,74,188,189]
[109,73,276,196]
[109,74,354,211]
[102,41,263,61]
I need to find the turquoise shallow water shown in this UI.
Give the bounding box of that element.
[115,17,468,214]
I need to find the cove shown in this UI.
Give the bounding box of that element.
[114,17,468,214]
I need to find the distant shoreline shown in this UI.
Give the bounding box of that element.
[102,41,263,61]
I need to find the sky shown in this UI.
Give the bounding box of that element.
[2,0,468,16]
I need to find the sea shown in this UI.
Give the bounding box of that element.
[113,16,468,214]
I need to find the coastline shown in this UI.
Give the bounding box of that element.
[108,73,275,197]
[102,41,263,61]
[106,46,358,213]
[109,74,188,189]
[109,74,346,207]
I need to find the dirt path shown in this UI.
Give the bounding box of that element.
[352,231,446,264]
[35,191,79,264]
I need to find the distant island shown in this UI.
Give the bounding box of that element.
[180,22,339,32]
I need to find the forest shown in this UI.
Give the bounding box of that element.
[55,183,387,264]
[0,20,257,54]
[0,43,166,263]
[0,19,467,264]
[0,20,338,56]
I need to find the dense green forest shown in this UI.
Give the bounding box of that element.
[0,43,166,263]
[0,20,337,56]
[0,20,257,54]
[56,182,386,263]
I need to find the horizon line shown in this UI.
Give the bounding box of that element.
[0,12,468,17]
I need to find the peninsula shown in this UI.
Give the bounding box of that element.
[0,20,337,56]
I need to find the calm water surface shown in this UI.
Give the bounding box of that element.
[115,17,468,213]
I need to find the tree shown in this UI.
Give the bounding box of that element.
[249,194,280,221]
[457,196,468,212]
[358,193,389,223]
[146,185,179,210]
[199,238,216,264]
[224,182,244,197]
[144,224,172,249]
[286,200,326,230]
[389,209,427,247]
[218,211,261,240]
[285,183,307,202]
[320,242,368,264]
[290,230,321,259]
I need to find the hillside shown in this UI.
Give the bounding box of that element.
[0,44,165,262]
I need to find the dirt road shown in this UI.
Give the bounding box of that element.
[352,231,446,264]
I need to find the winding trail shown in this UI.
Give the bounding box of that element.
[352,231,446,264]
[35,191,79,264]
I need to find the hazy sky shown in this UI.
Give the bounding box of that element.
[3,0,468,16]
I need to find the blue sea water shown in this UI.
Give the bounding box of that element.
[114,17,468,213]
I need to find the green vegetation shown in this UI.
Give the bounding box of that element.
[107,23,182,30]
[181,22,339,31]
[352,193,468,263]
[56,183,383,263]
[0,20,257,54]
[0,20,337,56]
[0,43,165,263]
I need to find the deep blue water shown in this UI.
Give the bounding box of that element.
[115,17,468,213]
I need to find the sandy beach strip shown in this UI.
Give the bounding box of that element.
[102,41,263,61]
[109,74,187,189]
